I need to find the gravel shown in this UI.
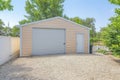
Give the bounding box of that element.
[0,54,120,80]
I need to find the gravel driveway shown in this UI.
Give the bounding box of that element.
[0,54,120,80]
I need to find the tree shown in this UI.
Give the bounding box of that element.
[0,19,4,28]
[63,15,69,20]
[70,17,83,24]
[100,16,120,56]
[109,0,120,5]
[82,18,96,39]
[11,26,20,37]
[0,19,5,35]
[1,25,20,37]
[19,19,30,25]
[99,0,120,56]
[0,0,13,36]
[70,17,96,44]
[20,0,64,24]
[3,26,12,36]
[0,0,13,11]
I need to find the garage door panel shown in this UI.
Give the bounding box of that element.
[32,28,65,55]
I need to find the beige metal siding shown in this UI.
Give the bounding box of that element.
[21,18,89,56]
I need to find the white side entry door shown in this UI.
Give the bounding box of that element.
[77,34,84,53]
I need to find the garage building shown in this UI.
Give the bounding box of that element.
[20,17,90,56]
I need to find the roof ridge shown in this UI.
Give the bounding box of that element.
[18,16,90,30]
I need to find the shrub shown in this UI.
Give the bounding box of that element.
[97,49,108,55]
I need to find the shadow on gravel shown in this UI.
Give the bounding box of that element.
[0,61,33,79]
[28,53,103,59]
[113,59,120,65]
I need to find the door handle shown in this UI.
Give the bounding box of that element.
[64,43,66,45]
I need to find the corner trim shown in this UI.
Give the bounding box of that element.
[20,26,22,56]
[88,30,90,53]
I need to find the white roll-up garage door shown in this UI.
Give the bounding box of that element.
[32,28,65,55]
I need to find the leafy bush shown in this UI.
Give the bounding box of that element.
[112,52,120,58]
[97,49,108,55]
[98,0,120,58]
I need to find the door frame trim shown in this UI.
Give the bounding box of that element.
[76,33,84,53]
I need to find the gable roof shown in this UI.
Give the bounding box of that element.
[19,16,90,30]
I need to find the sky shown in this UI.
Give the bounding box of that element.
[0,0,119,31]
